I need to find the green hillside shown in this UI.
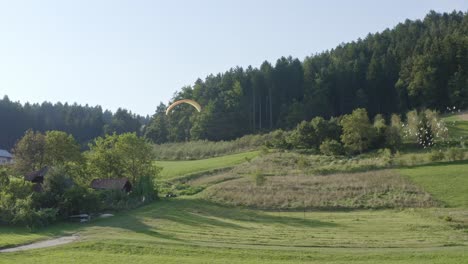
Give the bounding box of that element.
[399,161,468,208]
[157,151,259,180]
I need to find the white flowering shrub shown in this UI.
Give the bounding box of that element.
[402,109,448,148]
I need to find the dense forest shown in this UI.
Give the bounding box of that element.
[146,11,467,143]
[0,98,148,149]
[1,11,467,148]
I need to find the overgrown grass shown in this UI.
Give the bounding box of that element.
[203,170,436,210]
[156,151,259,180]
[399,161,468,208]
[153,133,272,160]
[1,199,467,263]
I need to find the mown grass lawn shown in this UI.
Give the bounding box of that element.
[443,113,468,140]
[156,151,259,180]
[0,223,81,249]
[399,160,468,208]
[3,145,468,263]
[1,198,467,264]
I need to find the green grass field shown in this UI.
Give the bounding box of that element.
[0,223,80,249]
[443,113,468,140]
[156,151,259,180]
[2,160,468,263]
[2,113,468,263]
[1,198,467,264]
[399,161,468,208]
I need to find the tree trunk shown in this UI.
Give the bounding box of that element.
[252,89,256,132]
[269,87,273,129]
[259,97,262,130]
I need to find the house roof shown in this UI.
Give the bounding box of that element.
[0,149,12,158]
[91,178,131,190]
[25,167,49,182]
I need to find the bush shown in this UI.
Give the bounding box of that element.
[429,150,445,162]
[377,148,393,166]
[340,108,376,154]
[60,186,100,217]
[253,170,266,186]
[7,195,58,230]
[266,129,291,149]
[385,126,402,151]
[373,114,387,149]
[297,156,309,169]
[320,140,343,156]
[287,121,316,149]
[31,208,58,229]
[131,175,158,202]
[98,190,132,211]
[447,148,465,161]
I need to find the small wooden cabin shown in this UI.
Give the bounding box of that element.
[90,178,132,193]
[24,166,49,192]
[24,166,49,184]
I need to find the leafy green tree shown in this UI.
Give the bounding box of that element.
[86,134,125,179]
[115,133,160,183]
[12,130,46,174]
[319,140,344,156]
[0,167,9,188]
[385,114,403,151]
[287,121,316,149]
[44,131,82,166]
[266,129,291,149]
[340,109,376,153]
[87,133,160,194]
[310,117,329,145]
[104,108,142,136]
[373,114,387,148]
[144,103,169,144]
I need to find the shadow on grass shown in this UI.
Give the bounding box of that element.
[399,159,468,170]
[89,198,338,242]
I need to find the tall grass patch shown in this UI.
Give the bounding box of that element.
[153,133,273,160]
[203,170,436,210]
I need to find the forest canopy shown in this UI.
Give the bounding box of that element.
[1,11,467,148]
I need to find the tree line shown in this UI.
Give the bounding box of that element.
[1,11,466,148]
[145,10,467,143]
[0,97,148,149]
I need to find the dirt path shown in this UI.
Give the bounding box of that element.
[458,112,468,121]
[0,235,79,253]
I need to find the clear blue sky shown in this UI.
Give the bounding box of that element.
[0,0,466,116]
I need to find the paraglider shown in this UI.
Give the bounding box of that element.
[165,99,201,115]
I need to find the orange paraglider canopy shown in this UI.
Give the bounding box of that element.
[165,99,202,115]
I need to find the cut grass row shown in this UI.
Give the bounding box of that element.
[443,113,468,140]
[156,151,259,180]
[1,198,467,263]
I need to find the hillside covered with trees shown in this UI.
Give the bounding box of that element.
[147,10,467,143]
[1,11,467,148]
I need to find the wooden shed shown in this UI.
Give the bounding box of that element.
[90,178,132,193]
